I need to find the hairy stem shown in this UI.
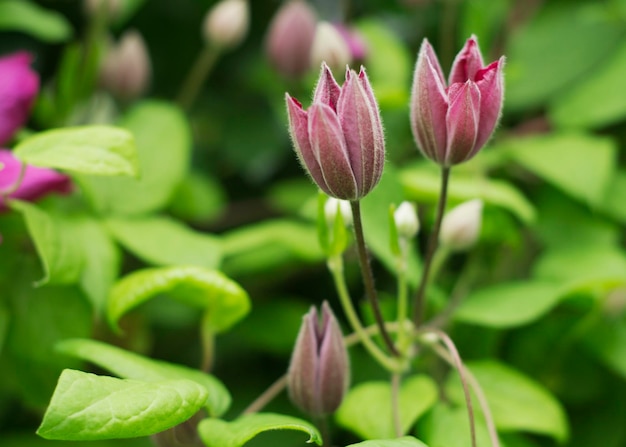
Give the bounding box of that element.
[350,200,399,356]
[413,166,451,325]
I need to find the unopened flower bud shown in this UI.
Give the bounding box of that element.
[286,63,385,200]
[439,199,483,251]
[394,201,419,240]
[100,30,151,101]
[265,0,317,79]
[334,24,368,61]
[324,197,352,228]
[287,301,350,417]
[84,0,121,21]
[202,0,249,50]
[310,21,351,73]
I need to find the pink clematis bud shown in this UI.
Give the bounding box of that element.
[410,35,504,166]
[0,149,72,212]
[0,52,39,146]
[265,0,317,79]
[287,301,350,417]
[286,63,385,200]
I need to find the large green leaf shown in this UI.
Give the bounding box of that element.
[107,266,250,334]
[14,126,137,177]
[10,201,83,286]
[198,413,322,447]
[347,438,429,447]
[336,375,438,439]
[503,132,616,206]
[0,0,72,42]
[106,216,221,269]
[550,40,626,129]
[445,360,569,442]
[421,403,493,447]
[600,170,626,223]
[37,370,208,440]
[453,281,564,328]
[56,338,230,417]
[585,317,626,380]
[78,101,190,215]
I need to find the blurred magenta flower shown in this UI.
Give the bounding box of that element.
[333,23,368,61]
[0,149,72,212]
[287,301,349,417]
[410,35,504,166]
[286,63,385,200]
[0,52,39,146]
[265,0,317,79]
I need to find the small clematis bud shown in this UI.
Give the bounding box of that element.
[286,62,385,200]
[202,0,249,50]
[0,52,39,146]
[439,199,483,251]
[265,0,317,79]
[100,30,151,101]
[309,21,352,73]
[410,35,505,166]
[287,301,350,417]
[324,197,352,228]
[334,24,368,61]
[394,201,419,240]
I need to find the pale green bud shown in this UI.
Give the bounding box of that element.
[203,0,249,50]
[439,199,483,251]
[394,201,419,240]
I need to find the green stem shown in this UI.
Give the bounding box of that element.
[328,256,401,372]
[413,166,451,325]
[177,45,220,111]
[395,243,411,352]
[240,375,287,415]
[350,200,399,356]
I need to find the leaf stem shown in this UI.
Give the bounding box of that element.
[240,374,288,415]
[350,200,399,357]
[413,166,451,325]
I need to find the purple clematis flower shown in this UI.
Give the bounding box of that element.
[286,62,385,201]
[0,52,39,146]
[410,35,505,166]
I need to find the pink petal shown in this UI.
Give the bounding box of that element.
[445,81,481,165]
[449,35,485,85]
[313,62,341,111]
[474,56,505,152]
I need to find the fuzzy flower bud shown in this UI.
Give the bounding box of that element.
[439,199,483,251]
[287,301,350,417]
[265,0,317,79]
[309,21,352,73]
[394,201,419,240]
[100,30,151,101]
[286,62,385,200]
[0,52,39,146]
[410,35,504,166]
[202,0,249,50]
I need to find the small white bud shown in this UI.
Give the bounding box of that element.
[309,21,351,73]
[202,0,249,50]
[439,199,483,251]
[394,201,419,240]
[324,197,352,228]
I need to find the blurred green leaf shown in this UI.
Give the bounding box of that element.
[600,170,626,223]
[198,413,322,447]
[400,163,535,223]
[550,39,626,128]
[336,375,438,439]
[453,281,563,328]
[10,201,82,286]
[79,101,190,215]
[106,216,222,269]
[503,132,616,206]
[57,338,231,416]
[37,370,207,440]
[14,126,137,177]
[445,360,569,442]
[2,433,152,447]
[459,0,510,50]
[0,0,72,42]
[168,171,226,223]
[505,3,624,111]
[0,304,8,356]
[421,403,492,447]
[108,266,250,334]
[347,438,429,447]
[114,0,148,27]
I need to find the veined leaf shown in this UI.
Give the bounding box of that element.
[0,0,72,42]
[347,437,429,447]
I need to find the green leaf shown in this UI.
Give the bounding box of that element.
[504,132,616,206]
[445,360,569,442]
[347,437,429,447]
[114,0,147,27]
[585,317,626,380]
[600,170,626,223]
[106,216,221,269]
[56,338,231,417]
[14,126,137,177]
[0,304,8,356]
[197,413,322,447]
[37,369,208,440]
[78,101,191,215]
[336,375,438,439]
[550,40,626,128]
[10,201,83,286]
[459,0,510,50]
[0,0,72,42]
[107,266,250,334]
[421,403,492,447]
[400,164,535,223]
[453,281,564,328]
[168,170,226,223]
